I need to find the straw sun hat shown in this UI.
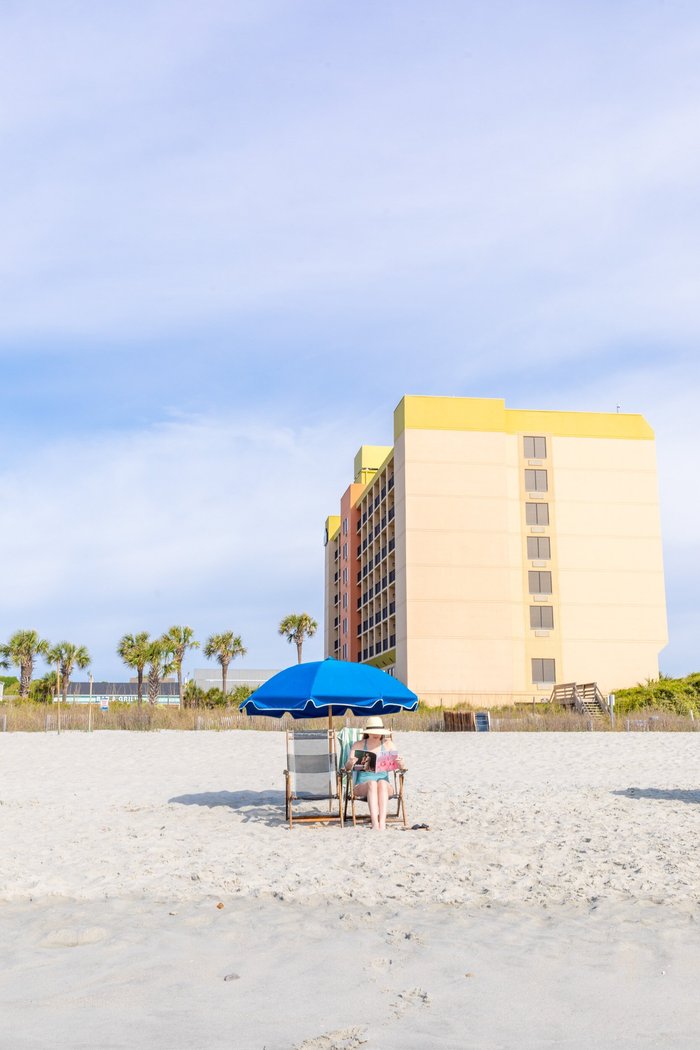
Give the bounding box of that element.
[362,716,392,736]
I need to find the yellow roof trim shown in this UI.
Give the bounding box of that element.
[394,395,654,441]
[353,446,395,509]
[325,515,340,543]
[353,445,393,484]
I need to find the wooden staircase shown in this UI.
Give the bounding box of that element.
[550,682,609,721]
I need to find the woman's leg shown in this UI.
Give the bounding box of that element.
[377,780,390,830]
[365,781,380,829]
[352,781,380,829]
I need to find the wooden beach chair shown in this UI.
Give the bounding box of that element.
[342,761,408,827]
[284,729,344,829]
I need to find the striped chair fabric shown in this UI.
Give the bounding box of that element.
[284,730,343,828]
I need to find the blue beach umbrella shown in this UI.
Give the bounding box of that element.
[241,658,418,725]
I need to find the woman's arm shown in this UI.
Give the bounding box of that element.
[387,735,406,770]
[344,742,360,771]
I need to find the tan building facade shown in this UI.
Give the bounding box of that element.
[324,396,667,707]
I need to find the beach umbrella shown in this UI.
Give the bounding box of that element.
[241,657,418,728]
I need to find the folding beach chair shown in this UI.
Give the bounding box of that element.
[341,754,408,827]
[284,729,344,829]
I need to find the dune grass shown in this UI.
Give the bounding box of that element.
[0,699,697,733]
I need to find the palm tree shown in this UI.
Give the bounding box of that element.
[144,638,176,706]
[117,632,151,704]
[203,631,247,702]
[163,625,199,706]
[46,641,91,703]
[30,670,59,704]
[0,630,50,698]
[278,613,318,664]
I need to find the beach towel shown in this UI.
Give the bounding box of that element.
[337,726,363,771]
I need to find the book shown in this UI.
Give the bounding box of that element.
[353,749,401,773]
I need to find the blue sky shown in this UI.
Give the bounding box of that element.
[1,1,698,681]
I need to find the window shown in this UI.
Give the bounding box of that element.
[342,593,348,609]
[532,658,556,683]
[524,436,547,458]
[528,570,552,594]
[342,542,348,559]
[530,606,554,629]
[342,617,347,636]
[342,567,348,585]
[342,518,348,535]
[524,469,548,492]
[527,536,551,559]
[525,502,550,526]
[342,643,348,660]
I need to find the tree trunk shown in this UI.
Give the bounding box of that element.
[177,667,183,707]
[296,638,303,664]
[20,660,32,698]
[62,674,69,704]
[137,668,144,705]
[222,660,229,707]
[148,666,160,706]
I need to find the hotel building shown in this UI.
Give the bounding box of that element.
[323,395,667,707]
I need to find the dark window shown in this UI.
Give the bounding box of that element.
[530,606,554,629]
[524,436,547,458]
[528,570,552,594]
[525,502,550,526]
[389,634,396,647]
[525,469,548,492]
[532,658,556,683]
[527,536,551,559]
[388,475,394,490]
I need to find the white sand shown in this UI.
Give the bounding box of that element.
[1,730,699,1048]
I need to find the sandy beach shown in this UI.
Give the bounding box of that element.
[1,729,700,1049]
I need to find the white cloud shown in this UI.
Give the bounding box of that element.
[0,409,365,676]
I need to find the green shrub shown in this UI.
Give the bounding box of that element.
[614,673,700,715]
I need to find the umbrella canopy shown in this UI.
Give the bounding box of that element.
[241,658,418,719]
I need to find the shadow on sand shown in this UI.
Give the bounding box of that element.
[168,790,288,826]
[613,787,700,805]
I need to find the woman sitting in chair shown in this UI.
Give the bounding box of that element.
[344,716,405,831]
